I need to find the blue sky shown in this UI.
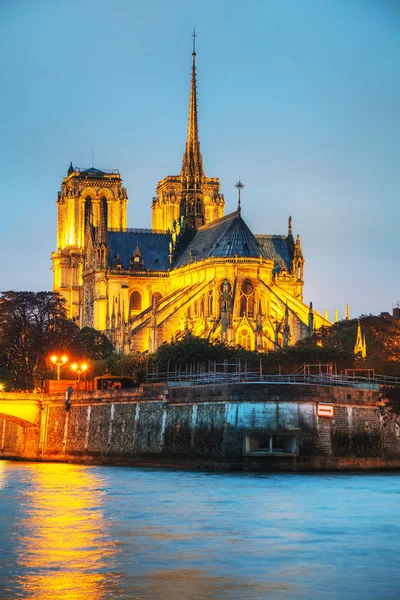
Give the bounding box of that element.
[0,0,398,319]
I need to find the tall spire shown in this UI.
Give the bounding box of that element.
[181,27,204,190]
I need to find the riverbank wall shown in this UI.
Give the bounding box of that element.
[1,383,400,470]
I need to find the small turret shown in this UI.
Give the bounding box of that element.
[292,233,304,280]
[283,303,291,347]
[130,245,143,269]
[287,215,295,255]
[308,302,314,337]
[354,320,367,358]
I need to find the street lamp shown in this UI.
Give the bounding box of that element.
[0,384,3,392]
[51,355,68,380]
[72,363,87,383]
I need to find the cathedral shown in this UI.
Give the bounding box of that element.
[52,43,330,354]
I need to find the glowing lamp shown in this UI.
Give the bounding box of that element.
[72,363,87,382]
[51,355,68,380]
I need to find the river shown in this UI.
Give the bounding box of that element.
[0,461,399,599]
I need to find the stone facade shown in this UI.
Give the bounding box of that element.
[2,384,400,471]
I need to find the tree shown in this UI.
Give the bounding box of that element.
[75,327,113,360]
[312,313,400,374]
[154,335,254,372]
[0,291,79,389]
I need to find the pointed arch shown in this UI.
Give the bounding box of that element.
[84,196,93,229]
[237,327,252,351]
[240,280,255,317]
[100,196,108,230]
[130,290,142,314]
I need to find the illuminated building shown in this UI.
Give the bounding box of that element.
[52,42,330,353]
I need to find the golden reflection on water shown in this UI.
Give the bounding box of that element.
[15,463,118,600]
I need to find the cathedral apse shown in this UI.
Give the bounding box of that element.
[52,37,330,354]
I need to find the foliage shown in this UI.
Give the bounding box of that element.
[381,386,400,422]
[75,327,113,360]
[312,313,400,374]
[154,335,253,371]
[92,354,148,385]
[260,344,353,374]
[0,367,13,391]
[0,291,79,389]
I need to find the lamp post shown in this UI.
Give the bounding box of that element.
[72,363,87,384]
[51,355,68,380]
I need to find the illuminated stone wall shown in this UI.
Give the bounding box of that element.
[4,385,398,469]
[33,384,400,470]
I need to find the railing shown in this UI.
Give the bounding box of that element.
[146,367,400,389]
[74,167,120,174]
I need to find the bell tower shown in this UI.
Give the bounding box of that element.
[52,164,128,322]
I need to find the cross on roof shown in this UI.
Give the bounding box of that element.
[235,179,244,212]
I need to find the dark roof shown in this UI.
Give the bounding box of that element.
[174,211,265,268]
[80,167,106,175]
[255,234,293,272]
[106,230,171,271]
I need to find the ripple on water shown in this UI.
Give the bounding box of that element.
[0,462,400,599]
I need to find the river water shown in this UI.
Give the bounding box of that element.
[0,462,399,600]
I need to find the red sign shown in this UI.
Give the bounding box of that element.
[317,403,334,418]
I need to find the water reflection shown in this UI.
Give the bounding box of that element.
[14,463,119,600]
[1,464,400,599]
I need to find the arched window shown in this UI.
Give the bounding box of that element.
[130,291,142,314]
[238,328,252,351]
[208,290,213,316]
[100,196,108,230]
[84,196,92,229]
[200,295,205,318]
[240,280,255,317]
[219,281,232,315]
[196,199,203,214]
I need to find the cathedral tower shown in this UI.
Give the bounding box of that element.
[52,164,128,321]
[151,32,225,231]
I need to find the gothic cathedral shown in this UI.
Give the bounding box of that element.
[52,45,330,353]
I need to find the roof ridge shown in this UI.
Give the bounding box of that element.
[107,228,170,235]
[255,234,287,239]
[197,209,240,231]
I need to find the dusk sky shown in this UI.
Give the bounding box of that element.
[0,0,398,320]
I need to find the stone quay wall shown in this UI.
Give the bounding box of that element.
[1,383,400,470]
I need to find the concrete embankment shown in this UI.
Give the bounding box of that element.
[1,383,400,471]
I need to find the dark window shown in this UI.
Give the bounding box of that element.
[84,196,92,229]
[240,280,255,317]
[100,196,108,229]
[130,291,142,313]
